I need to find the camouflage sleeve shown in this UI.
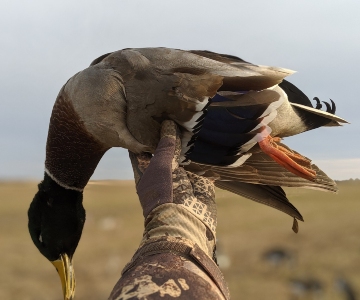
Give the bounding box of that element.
[109,251,226,300]
[115,121,230,300]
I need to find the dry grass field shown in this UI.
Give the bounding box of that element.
[0,179,359,299]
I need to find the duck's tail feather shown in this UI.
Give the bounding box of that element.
[279,80,348,127]
[291,102,348,125]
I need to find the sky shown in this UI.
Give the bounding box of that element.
[1,0,359,181]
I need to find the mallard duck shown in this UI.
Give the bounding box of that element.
[28,48,347,299]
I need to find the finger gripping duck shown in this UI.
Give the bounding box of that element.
[28,48,347,299]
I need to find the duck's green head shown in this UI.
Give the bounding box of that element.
[28,173,85,300]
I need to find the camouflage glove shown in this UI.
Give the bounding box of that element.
[129,120,217,259]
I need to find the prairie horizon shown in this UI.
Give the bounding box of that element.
[1,179,359,299]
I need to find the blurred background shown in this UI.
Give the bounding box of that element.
[1,0,359,299]
[1,180,359,299]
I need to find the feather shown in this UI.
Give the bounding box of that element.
[291,103,348,124]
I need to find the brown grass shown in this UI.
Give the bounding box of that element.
[0,180,359,299]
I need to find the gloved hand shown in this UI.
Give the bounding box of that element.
[129,120,217,259]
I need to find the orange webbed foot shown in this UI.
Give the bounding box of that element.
[259,135,316,181]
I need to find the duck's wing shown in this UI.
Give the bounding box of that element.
[188,50,295,90]
[185,148,337,221]
[201,155,336,222]
[214,152,337,192]
[186,148,337,193]
[137,48,295,90]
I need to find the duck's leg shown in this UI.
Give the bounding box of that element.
[259,135,316,181]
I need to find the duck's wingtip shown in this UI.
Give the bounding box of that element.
[258,65,297,76]
[281,68,297,75]
[296,214,304,222]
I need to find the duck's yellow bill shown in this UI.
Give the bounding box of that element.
[51,253,76,300]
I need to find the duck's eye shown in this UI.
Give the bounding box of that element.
[39,233,43,243]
